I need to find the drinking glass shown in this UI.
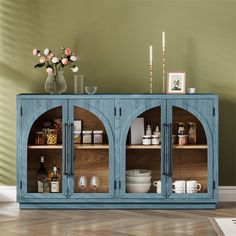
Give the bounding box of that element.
[78,176,87,192]
[90,176,99,192]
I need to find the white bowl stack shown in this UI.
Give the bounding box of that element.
[126,169,152,193]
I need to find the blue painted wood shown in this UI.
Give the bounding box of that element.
[16,94,218,209]
[20,99,68,199]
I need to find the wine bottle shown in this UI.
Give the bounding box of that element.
[36,156,48,193]
[51,166,59,193]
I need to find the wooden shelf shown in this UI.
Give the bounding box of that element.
[28,144,109,150]
[126,144,208,149]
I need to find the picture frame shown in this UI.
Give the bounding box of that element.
[167,72,186,94]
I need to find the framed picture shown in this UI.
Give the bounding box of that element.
[167,72,186,94]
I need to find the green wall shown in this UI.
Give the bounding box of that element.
[0,0,235,186]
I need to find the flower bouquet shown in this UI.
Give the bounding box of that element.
[32,47,79,94]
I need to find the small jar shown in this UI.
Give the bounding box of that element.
[53,119,62,144]
[151,135,160,145]
[82,131,92,144]
[46,129,57,145]
[35,131,44,145]
[177,122,186,135]
[142,135,151,145]
[42,122,51,143]
[172,135,177,144]
[93,130,103,144]
[74,131,81,144]
[178,135,188,145]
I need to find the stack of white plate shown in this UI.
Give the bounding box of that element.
[126,169,152,193]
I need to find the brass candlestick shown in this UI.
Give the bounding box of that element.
[162,47,166,93]
[149,64,153,93]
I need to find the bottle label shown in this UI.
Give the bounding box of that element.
[51,181,59,192]
[38,180,43,192]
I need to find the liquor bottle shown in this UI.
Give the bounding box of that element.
[51,166,60,193]
[37,156,48,193]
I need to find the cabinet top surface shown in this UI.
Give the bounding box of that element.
[17,93,218,99]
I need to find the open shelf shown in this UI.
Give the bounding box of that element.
[126,144,208,149]
[28,144,109,150]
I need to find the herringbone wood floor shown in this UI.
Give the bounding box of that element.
[0,203,236,236]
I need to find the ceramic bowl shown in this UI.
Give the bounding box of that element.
[126,176,151,184]
[126,183,151,193]
[126,169,151,177]
[85,86,97,95]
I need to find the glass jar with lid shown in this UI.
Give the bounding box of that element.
[46,129,57,145]
[93,130,103,144]
[82,131,92,144]
[35,131,44,145]
[74,131,81,144]
[142,135,151,145]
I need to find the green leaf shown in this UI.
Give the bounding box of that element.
[34,63,45,68]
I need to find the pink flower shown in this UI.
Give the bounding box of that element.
[39,56,46,63]
[46,67,53,74]
[64,48,72,56]
[32,48,39,56]
[47,53,54,60]
[62,58,69,65]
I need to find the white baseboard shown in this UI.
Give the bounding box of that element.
[0,186,235,202]
[0,186,16,202]
[219,186,236,202]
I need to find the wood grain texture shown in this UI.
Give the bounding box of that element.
[0,202,235,236]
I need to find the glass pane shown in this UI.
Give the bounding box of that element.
[172,107,208,194]
[73,107,109,193]
[27,107,63,193]
[126,107,161,194]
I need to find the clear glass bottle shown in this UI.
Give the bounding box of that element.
[146,124,152,136]
[50,166,59,193]
[37,156,48,193]
[153,125,161,144]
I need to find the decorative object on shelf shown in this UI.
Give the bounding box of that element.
[162,32,166,93]
[82,130,92,144]
[126,169,152,193]
[85,86,97,95]
[50,166,60,193]
[172,180,186,194]
[130,117,144,145]
[188,122,197,144]
[186,180,201,193]
[90,176,99,193]
[145,124,152,135]
[142,135,151,145]
[178,134,188,145]
[152,125,161,144]
[74,131,81,144]
[93,130,103,144]
[74,74,84,94]
[177,122,186,135]
[153,180,161,193]
[35,131,44,145]
[53,119,62,144]
[46,129,57,145]
[36,156,48,193]
[187,87,196,94]
[78,176,87,192]
[167,72,186,94]
[149,45,153,93]
[32,47,79,94]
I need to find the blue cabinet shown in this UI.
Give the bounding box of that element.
[17,94,218,209]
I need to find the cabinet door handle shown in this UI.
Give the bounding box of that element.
[63,123,68,176]
[70,123,74,176]
[168,123,172,177]
[163,124,168,176]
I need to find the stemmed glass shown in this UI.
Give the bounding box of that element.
[78,176,87,193]
[90,176,99,193]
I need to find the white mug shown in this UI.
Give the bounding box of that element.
[186,180,201,193]
[187,88,196,94]
[172,180,185,193]
[153,180,161,193]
